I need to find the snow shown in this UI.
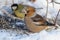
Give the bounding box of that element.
[0,29,60,40]
[0,29,28,40]
[39,29,60,40]
[0,0,60,40]
[54,0,60,3]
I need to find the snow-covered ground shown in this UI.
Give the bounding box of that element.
[0,0,60,40]
[0,29,60,40]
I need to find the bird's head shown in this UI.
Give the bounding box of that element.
[23,6,35,17]
[11,4,18,11]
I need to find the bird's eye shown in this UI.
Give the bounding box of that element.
[27,10,29,13]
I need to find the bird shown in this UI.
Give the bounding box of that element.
[24,6,55,33]
[11,4,26,20]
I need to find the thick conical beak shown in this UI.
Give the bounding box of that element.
[22,8,27,14]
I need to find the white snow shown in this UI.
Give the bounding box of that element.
[0,29,60,40]
[0,29,29,40]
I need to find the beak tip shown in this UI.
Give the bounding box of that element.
[25,14,27,16]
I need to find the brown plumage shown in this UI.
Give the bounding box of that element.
[24,6,48,33]
[25,6,35,17]
[31,14,46,25]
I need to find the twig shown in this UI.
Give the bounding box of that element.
[5,0,7,5]
[35,8,43,9]
[45,0,48,20]
[51,0,60,4]
[12,0,14,4]
[54,9,60,25]
[53,0,60,4]
[51,0,54,8]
